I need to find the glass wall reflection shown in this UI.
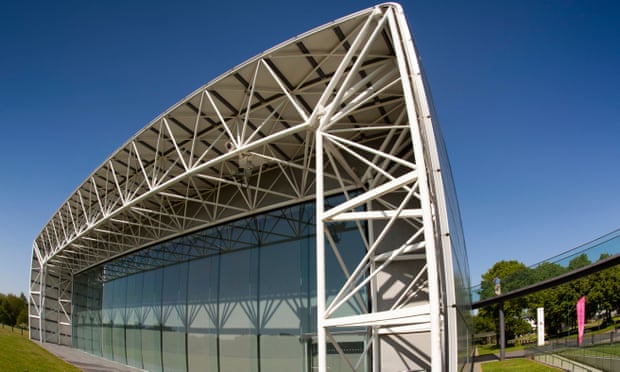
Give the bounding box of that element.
[423,72,474,369]
[73,197,365,371]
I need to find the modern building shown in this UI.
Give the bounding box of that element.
[29,3,472,371]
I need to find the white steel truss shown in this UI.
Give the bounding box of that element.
[30,3,468,371]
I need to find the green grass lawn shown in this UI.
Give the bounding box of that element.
[0,326,80,371]
[477,343,526,356]
[482,358,561,371]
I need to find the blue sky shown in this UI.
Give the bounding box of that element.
[1,1,618,296]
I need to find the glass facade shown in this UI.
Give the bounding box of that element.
[72,197,366,371]
[423,70,474,369]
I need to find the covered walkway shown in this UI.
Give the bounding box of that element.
[471,229,620,308]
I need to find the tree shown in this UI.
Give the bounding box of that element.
[478,254,620,338]
[0,292,28,327]
[568,253,591,271]
[530,262,567,282]
[16,304,28,327]
[529,253,612,336]
[474,314,495,335]
[532,283,577,336]
[478,260,529,300]
[588,254,620,326]
[477,260,531,341]
[524,262,567,328]
[0,304,10,325]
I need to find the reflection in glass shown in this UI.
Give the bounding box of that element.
[259,240,304,370]
[162,262,188,372]
[112,277,127,364]
[187,256,219,371]
[101,279,114,360]
[141,268,163,372]
[219,248,258,372]
[72,197,366,372]
[125,273,143,368]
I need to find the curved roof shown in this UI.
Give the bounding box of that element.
[33,3,417,274]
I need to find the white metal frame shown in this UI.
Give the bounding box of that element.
[30,3,464,371]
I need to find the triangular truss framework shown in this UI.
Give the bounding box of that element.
[29,4,469,371]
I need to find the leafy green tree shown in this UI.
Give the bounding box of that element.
[474,313,495,334]
[0,305,11,325]
[524,262,567,327]
[479,260,529,300]
[530,262,567,282]
[477,260,531,341]
[536,283,578,336]
[16,307,28,326]
[588,254,620,325]
[0,292,28,327]
[511,317,533,337]
[568,253,591,271]
[534,254,614,336]
[526,254,593,335]
[478,254,620,339]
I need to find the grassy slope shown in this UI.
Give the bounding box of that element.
[584,343,620,356]
[0,326,80,372]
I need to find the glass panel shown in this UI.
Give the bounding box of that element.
[219,249,258,372]
[311,335,367,372]
[424,82,474,366]
[162,261,188,372]
[101,279,114,360]
[187,256,219,372]
[258,239,305,371]
[72,273,86,350]
[88,270,102,356]
[141,267,163,372]
[125,273,143,368]
[112,276,127,364]
[72,198,366,372]
[325,218,367,318]
[300,205,317,335]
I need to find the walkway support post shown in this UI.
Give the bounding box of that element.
[499,301,505,361]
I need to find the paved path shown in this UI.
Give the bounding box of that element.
[38,343,146,372]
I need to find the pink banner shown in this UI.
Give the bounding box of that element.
[576,296,586,346]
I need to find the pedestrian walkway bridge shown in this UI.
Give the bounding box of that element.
[471,229,620,308]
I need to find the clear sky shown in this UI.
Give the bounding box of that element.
[1,1,618,297]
